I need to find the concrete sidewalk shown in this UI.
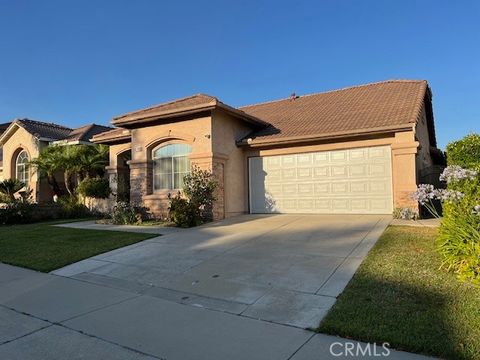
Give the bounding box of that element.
[0,263,434,359]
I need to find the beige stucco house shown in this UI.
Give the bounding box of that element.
[93,80,444,219]
[0,119,111,202]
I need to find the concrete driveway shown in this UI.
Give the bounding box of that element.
[54,214,390,329]
[1,215,435,360]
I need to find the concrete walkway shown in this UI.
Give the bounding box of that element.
[0,263,434,359]
[55,220,183,235]
[390,218,441,227]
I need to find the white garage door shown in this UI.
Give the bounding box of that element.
[249,145,393,214]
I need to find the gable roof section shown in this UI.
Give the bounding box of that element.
[0,119,73,145]
[17,118,72,140]
[0,119,113,146]
[56,124,113,144]
[112,93,269,128]
[0,122,11,136]
[238,80,430,145]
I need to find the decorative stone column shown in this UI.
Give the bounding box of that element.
[105,166,118,195]
[127,160,152,205]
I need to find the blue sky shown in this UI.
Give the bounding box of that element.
[0,0,478,149]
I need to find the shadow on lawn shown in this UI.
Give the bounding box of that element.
[318,273,475,360]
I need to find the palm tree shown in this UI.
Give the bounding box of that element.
[30,144,109,197]
[77,144,109,180]
[30,145,63,196]
[0,179,25,202]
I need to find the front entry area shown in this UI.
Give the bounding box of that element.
[248,145,393,214]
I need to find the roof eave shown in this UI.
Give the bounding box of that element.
[111,102,218,126]
[0,123,19,145]
[111,101,269,128]
[237,124,415,147]
[91,134,131,145]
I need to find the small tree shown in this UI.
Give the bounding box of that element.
[183,165,218,221]
[30,145,63,196]
[169,165,218,227]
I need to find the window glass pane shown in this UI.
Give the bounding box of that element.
[174,172,187,189]
[154,158,172,174]
[16,151,29,184]
[173,156,189,173]
[159,173,172,190]
[152,144,191,190]
[153,144,192,159]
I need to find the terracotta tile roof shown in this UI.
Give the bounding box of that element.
[16,118,72,140]
[240,80,429,144]
[112,93,268,127]
[62,124,113,143]
[91,127,131,144]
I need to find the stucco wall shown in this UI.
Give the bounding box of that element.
[1,126,43,202]
[415,106,434,173]
[211,109,255,217]
[125,114,216,218]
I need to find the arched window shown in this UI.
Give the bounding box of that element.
[16,150,29,185]
[153,144,192,190]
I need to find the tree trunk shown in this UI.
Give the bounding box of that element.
[46,173,63,197]
[64,171,74,196]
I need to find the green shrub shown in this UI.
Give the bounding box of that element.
[183,166,217,222]
[168,166,217,227]
[438,210,480,286]
[438,133,480,285]
[57,196,90,219]
[111,202,149,225]
[446,133,480,171]
[0,179,25,202]
[168,193,199,228]
[0,201,35,225]
[77,177,111,199]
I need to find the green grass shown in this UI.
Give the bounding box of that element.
[0,221,156,272]
[318,226,480,360]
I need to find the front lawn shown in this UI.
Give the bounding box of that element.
[0,221,156,272]
[318,226,480,360]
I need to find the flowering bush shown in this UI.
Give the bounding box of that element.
[111,202,149,225]
[439,165,477,183]
[416,134,480,286]
[168,166,217,227]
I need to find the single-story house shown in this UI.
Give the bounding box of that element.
[93,80,445,219]
[0,119,111,202]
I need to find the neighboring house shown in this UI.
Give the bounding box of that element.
[93,80,444,220]
[0,118,111,202]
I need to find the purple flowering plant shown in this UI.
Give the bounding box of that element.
[412,165,478,218]
[439,165,478,183]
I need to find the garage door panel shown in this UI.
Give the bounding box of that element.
[249,145,393,214]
